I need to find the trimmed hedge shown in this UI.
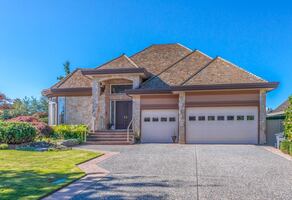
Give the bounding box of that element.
[0,121,36,144]
[52,124,88,142]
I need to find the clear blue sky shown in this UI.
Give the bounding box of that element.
[0,0,291,108]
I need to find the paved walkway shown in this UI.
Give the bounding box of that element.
[49,144,292,200]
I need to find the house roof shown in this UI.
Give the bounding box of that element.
[268,99,290,116]
[140,50,212,89]
[130,43,192,75]
[97,54,138,69]
[44,43,278,96]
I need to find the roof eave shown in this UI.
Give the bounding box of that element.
[126,82,279,94]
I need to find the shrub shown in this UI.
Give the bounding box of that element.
[52,124,88,142]
[289,142,292,156]
[284,96,292,140]
[0,121,36,144]
[7,115,52,138]
[280,140,290,154]
[0,143,8,150]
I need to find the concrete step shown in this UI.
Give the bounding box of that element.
[85,141,134,145]
[87,137,133,141]
[87,135,134,139]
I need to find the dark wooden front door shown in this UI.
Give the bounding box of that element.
[115,101,132,129]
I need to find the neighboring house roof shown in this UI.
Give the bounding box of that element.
[44,43,278,95]
[268,99,290,116]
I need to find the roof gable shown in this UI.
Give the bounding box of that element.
[130,43,191,75]
[97,54,138,69]
[141,50,212,89]
[183,57,267,85]
[53,69,92,89]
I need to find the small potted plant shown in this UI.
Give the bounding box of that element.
[171,129,177,143]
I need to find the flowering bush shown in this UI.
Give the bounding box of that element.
[7,116,52,138]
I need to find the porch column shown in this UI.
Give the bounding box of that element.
[132,76,141,89]
[132,95,141,138]
[178,92,186,144]
[92,79,100,131]
[259,89,267,144]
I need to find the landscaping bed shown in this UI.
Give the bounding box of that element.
[0,149,102,200]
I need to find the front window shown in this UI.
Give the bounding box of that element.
[48,97,57,125]
[58,97,66,124]
[111,84,133,94]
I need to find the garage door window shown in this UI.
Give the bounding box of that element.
[161,117,167,122]
[227,116,234,121]
[152,117,159,122]
[237,115,244,120]
[217,116,225,121]
[169,117,176,122]
[198,116,205,121]
[247,115,255,120]
[208,116,215,121]
[144,117,150,122]
[189,116,196,121]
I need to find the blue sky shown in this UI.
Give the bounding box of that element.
[0,0,291,108]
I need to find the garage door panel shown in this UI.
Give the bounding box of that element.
[186,107,258,144]
[141,109,178,143]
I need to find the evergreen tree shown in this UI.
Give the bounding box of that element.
[57,61,71,80]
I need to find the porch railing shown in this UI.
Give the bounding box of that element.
[127,118,134,142]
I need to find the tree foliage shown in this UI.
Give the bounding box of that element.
[0,96,48,120]
[57,61,71,80]
[284,96,292,140]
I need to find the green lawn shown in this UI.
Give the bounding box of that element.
[0,149,102,200]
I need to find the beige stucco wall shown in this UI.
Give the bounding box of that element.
[65,96,92,126]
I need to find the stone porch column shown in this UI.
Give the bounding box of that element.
[132,76,141,89]
[91,79,100,131]
[259,89,267,144]
[178,92,186,144]
[132,95,141,138]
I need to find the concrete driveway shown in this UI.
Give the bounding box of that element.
[73,144,292,200]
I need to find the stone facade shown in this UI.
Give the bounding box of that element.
[65,96,92,126]
[259,90,267,144]
[132,95,141,137]
[178,92,186,144]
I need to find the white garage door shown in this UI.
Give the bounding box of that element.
[141,109,178,143]
[186,107,258,144]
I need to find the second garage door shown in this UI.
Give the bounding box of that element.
[141,109,178,143]
[186,107,258,144]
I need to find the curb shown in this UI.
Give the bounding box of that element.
[43,151,119,200]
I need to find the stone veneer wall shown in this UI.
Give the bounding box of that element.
[65,96,92,126]
[259,90,267,144]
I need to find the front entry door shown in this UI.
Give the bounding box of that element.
[115,101,132,129]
